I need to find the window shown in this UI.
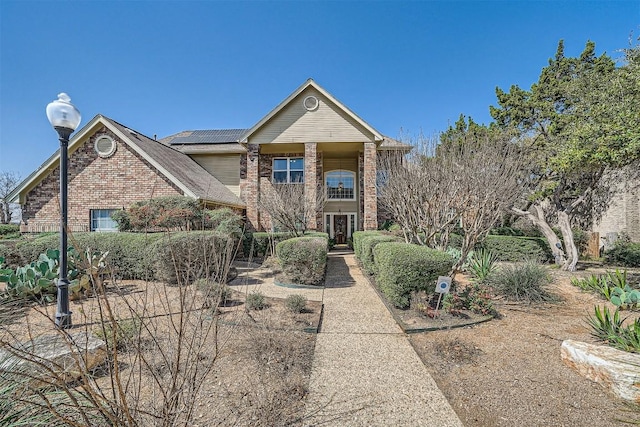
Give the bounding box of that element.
[273,157,304,183]
[91,209,118,232]
[326,170,355,200]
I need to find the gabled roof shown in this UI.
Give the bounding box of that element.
[240,78,384,143]
[9,115,245,208]
[379,136,413,151]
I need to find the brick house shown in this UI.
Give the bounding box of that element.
[593,180,640,245]
[9,79,409,241]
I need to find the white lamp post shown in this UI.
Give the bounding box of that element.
[46,93,81,329]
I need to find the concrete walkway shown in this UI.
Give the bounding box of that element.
[303,252,464,427]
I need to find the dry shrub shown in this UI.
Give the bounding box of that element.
[433,337,483,364]
[232,325,315,426]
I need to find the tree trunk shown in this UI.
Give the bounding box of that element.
[512,205,566,266]
[557,211,579,271]
[0,201,9,224]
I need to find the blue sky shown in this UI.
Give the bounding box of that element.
[1,0,638,179]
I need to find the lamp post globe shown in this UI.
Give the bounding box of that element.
[46,93,81,329]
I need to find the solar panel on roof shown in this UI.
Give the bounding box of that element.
[169,129,248,145]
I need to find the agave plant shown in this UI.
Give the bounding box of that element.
[468,249,498,282]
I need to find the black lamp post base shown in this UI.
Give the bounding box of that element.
[56,277,72,329]
[55,312,73,329]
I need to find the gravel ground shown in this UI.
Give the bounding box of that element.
[409,269,640,427]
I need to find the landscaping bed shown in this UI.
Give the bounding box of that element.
[408,268,640,427]
[1,278,321,426]
[365,274,493,333]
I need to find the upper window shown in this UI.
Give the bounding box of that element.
[273,157,304,183]
[326,170,355,200]
[90,209,118,232]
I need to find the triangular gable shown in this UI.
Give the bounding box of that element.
[241,79,384,144]
[9,115,244,208]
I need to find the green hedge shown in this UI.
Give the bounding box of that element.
[16,233,164,280]
[152,231,236,284]
[353,231,388,261]
[245,231,330,257]
[276,236,328,286]
[246,232,295,257]
[359,234,400,275]
[373,242,455,308]
[605,241,640,267]
[478,235,552,262]
[0,224,20,238]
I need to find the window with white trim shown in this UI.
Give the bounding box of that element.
[326,170,355,200]
[90,209,118,232]
[272,157,304,183]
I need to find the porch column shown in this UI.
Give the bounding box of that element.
[304,142,319,230]
[246,143,260,230]
[363,142,378,230]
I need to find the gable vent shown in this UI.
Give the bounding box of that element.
[303,95,319,111]
[95,135,117,158]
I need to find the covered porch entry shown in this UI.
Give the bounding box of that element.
[324,212,357,244]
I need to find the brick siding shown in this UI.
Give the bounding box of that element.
[21,126,182,232]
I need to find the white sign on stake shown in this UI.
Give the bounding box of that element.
[435,276,451,294]
[434,276,452,317]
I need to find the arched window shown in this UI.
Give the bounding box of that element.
[326,170,355,200]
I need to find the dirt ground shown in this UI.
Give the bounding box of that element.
[4,260,640,426]
[409,268,640,427]
[0,280,320,426]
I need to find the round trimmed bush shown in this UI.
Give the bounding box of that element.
[285,294,307,313]
[275,236,327,286]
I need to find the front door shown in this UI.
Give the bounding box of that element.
[334,215,347,244]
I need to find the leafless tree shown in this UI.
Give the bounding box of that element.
[258,180,326,236]
[378,130,528,272]
[377,133,467,249]
[0,171,21,224]
[448,133,529,270]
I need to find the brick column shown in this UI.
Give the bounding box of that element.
[304,143,319,231]
[363,142,378,230]
[245,143,260,230]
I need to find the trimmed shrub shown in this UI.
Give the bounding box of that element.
[285,294,307,313]
[373,242,455,308]
[276,237,327,286]
[246,291,267,310]
[359,234,400,275]
[0,224,20,239]
[203,208,244,237]
[16,233,164,280]
[353,231,387,261]
[152,231,236,285]
[605,240,640,268]
[250,232,295,257]
[487,261,556,302]
[478,235,552,262]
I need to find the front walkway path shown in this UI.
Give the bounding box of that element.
[303,252,464,426]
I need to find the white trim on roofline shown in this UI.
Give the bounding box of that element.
[240,78,384,144]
